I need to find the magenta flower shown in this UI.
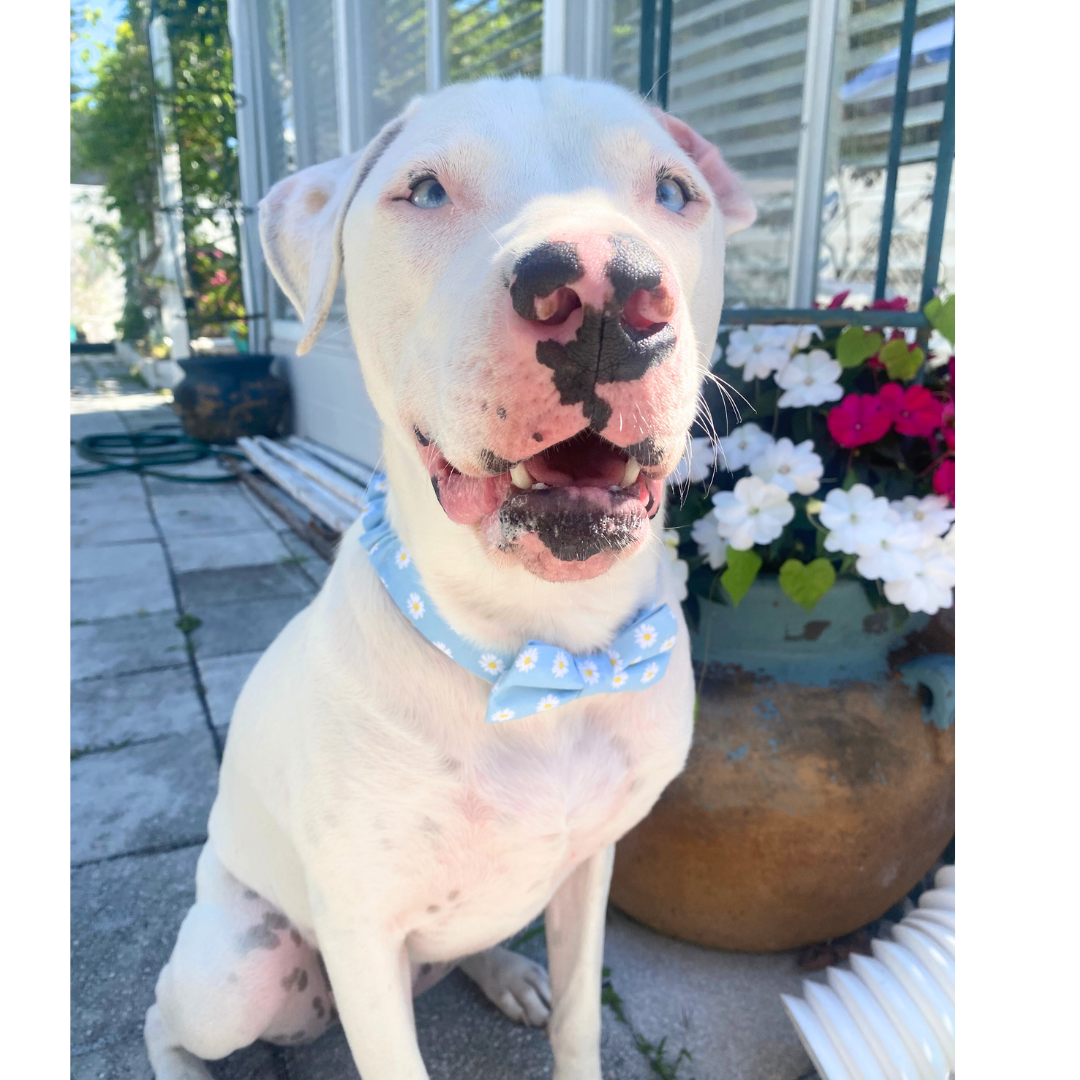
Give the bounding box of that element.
[878,383,943,438]
[826,394,892,448]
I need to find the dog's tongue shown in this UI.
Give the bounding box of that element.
[437,471,512,525]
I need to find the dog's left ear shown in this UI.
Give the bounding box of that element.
[259,108,416,355]
[650,108,756,236]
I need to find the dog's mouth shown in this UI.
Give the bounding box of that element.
[417,428,663,573]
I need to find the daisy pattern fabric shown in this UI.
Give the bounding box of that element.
[359,475,679,724]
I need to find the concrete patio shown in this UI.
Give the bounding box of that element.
[70,356,818,1080]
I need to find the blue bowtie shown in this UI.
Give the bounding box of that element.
[359,474,678,723]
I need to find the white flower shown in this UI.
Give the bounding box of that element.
[769,324,823,354]
[406,593,425,620]
[717,422,774,472]
[612,670,629,689]
[661,530,689,601]
[883,538,955,614]
[394,549,411,569]
[927,330,953,369]
[640,661,660,684]
[551,652,570,678]
[536,694,560,711]
[479,653,504,676]
[606,649,624,671]
[434,641,453,658]
[891,495,955,540]
[666,437,717,487]
[492,707,516,722]
[775,349,844,408]
[691,512,728,569]
[515,646,539,673]
[711,477,795,551]
[940,524,955,559]
[855,515,926,583]
[580,660,601,685]
[750,438,823,495]
[725,326,793,380]
[371,477,388,492]
[660,635,677,652]
[795,325,824,350]
[820,484,893,555]
[635,622,658,649]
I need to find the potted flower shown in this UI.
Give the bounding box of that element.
[610,294,956,952]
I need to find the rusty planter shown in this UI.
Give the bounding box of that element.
[172,355,289,444]
[610,579,954,952]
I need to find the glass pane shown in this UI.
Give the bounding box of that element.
[290,0,340,167]
[364,0,428,132]
[816,0,955,304]
[446,0,543,82]
[261,0,297,183]
[611,0,813,307]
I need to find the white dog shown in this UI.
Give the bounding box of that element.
[144,75,754,1080]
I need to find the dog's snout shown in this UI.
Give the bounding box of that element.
[510,241,584,323]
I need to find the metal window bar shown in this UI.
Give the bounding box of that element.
[638,1,955,329]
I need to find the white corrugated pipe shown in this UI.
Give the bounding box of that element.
[781,865,955,1080]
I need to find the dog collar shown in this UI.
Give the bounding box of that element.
[358,474,678,723]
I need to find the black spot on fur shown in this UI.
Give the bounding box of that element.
[290,929,303,946]
[420,963,432,975]
[496,407,507,420]
[510,241,584,320]
[427,904,440,914]
[298,969,308,992]
[265,912,290,931]
[413,426,430,446]
[238,912,285,952]
[478,448,513,474]
[625,437,664,466]
[532,431,544,442]
[313,996,325,1019]
[317,952,333,992]
[447,889,461,901]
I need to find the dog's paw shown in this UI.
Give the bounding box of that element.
[461,946,552,1027]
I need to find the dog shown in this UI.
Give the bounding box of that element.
[144,75,754,1080]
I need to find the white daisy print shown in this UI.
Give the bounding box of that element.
[434,642,453,658]
[536,694,560,711]
[406,593,425,620]
[479,653,505,676]
[395,549,411,569]
[580,661,601,685]
[551,652,570,678]
[515,646,539,674]
[660,636,677,653]
[640,662,660,684]
[634,623,658,649]
[607,649,623,670]
[612,671,629,689]
[492,707,516,722]
[372,477,388,492]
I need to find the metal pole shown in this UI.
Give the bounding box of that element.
[920,35,955,308]
[425,0,446,92]
[657,0,673,109]
[639,0,656,99]
[873,0,918,301]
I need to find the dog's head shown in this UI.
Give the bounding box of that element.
[261,77,754,584]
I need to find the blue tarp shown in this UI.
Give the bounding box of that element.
[839,16,954,103]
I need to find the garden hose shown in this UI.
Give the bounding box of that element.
[71,425,243,483]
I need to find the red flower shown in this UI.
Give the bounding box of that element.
[827,394,893,448]
[940,401,955,451]
[870,296,909,311]
[878,383,943,438]
[933,459,955,505]
[827,290,851,309]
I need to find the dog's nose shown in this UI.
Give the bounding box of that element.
[510,235,674,332]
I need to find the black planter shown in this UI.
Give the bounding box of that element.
[172,354,290,444]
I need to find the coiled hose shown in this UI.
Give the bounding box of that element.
[71,425,243,483]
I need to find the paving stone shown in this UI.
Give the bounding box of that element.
[71,410,128,439]
[72,667,205,751]
[72,540,170,581]
[276,529,332,588]
[72,573,177,622]
[190,595,310,659]
[71,731,218,864]
[154,491,272,539]
[167,531,293,573]
[177,563,315,610]
[71,512,159,547]
[198,651,263,728]
[71,612,188,681]
[143,458,240,494]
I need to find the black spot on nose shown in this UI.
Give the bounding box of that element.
[510,241,583,320]
[607,233,664,305]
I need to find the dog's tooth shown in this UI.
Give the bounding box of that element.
[620,457,642,488]
[510,462,534,489]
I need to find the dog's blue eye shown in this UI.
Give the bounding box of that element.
[410,178,449,209]
[656,177,688,212]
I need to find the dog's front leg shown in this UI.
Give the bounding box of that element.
[544,844,615,1080]
[314,916,428,1080]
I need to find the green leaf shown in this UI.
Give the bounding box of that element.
[880,338,924,381]
[779,558,836,612]
[720,547,762,607]
[927,294,955,346]
[836,325,884,369]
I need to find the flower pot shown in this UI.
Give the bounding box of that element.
[609,578,954,952]
[172,354,289,444]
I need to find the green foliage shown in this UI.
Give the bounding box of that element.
[778,558,836,612]
[924,293,955,345]
[880,338,924,381]
[721,548,762,607]
[835,325,883,368]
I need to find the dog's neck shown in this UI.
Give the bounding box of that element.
[379,433,664,656]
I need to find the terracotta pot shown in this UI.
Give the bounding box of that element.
[610,579,954,952]
[172,354,289,444]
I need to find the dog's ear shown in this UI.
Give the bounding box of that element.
[650,108,756,236]
[259,110,414,355]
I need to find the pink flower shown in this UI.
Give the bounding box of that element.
[933,459,955,505]
[210,269,228,286]
[870,296,910,311]
[878,383,943,438]
[827,394,893,448]
[827,290,851,309]
[940,401,955,451]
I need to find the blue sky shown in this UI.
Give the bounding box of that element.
[70,0,128,94]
